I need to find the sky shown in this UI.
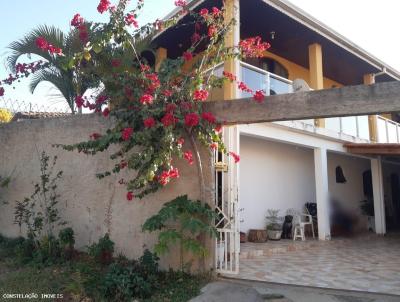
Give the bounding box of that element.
[1,0,400,111]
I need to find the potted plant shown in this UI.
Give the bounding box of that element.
[360,199,375,232]
[266,209,283,240]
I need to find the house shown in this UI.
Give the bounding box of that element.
[152,0,400,277]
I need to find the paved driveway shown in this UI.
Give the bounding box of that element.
[233,234,400,296]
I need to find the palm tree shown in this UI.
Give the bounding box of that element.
[6,25,90,113]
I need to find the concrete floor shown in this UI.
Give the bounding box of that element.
[232,234,400,296]
[193,279,400,302]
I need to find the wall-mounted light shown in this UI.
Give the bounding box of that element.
[270,31,276,40]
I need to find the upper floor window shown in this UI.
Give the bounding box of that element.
[245,58,289,79]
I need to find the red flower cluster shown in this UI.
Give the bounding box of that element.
[193,89,209,101]
[125,13,138,27]
[71,13,84,27]
[184,150,194,165]
[161,113,177,127]
[174,0,187,7]
[208,25,217,37]
[0,87,4,97]
[200,8,209,17]
[239,36,271,58]
[90,133,102,140]
[144,117,156,128]
[102,107,110,117]
[163,90,173,97]
[75,96,85,108]
[223,71,237,82]
[140,94,154,105]
[145,73,160,91]
[158,167,180,186]
[201,112,216,124]
[111,59,121,67]
[97,0,111,14]
[183,51,193,62]
[253,90,265,103]
[177,137,185,146]
[229,151,240,163]
[184,112,199,127]
[35,37,63,55]
[238,81,253,94]
[126,191,134,201]
[121,127,134,141]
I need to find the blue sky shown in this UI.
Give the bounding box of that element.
[1,0,400,110]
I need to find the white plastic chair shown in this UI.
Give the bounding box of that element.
[286,208,315,241]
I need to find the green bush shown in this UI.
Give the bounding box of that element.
[59,227,75,260]
[88,234,114,265]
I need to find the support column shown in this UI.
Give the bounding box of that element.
[314,147,331,240]
[371,157,386,235]
[223,0,240,100]
[155,48,167,72]
[364,74,378,142]
[309,43,325,128]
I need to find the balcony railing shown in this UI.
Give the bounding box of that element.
[377,115,400,143]
[325,116,370,140]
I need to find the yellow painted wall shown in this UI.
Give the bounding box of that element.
[263,51,343,88]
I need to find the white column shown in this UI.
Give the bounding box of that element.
[314,148,331,240]
[371,157,386,234]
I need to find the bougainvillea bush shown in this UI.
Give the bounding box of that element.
[3,0,270,201]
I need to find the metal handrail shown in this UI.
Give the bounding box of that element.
[377,115,400,143]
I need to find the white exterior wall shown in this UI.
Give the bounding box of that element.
[239,135,316,233]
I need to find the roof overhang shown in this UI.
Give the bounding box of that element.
[345,143,400,156]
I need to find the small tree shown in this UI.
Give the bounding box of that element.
[14,151,65,248]
[142,195,216,271]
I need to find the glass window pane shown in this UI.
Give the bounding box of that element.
[377,118,387,143]
[241,66,268,98]
[325,118,341,133]
[388,122,398,143]
[357,116,370,140]
[269,76,292,95]
[341,117,357,136]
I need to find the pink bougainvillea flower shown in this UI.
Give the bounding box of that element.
[165,103,177,113]
[126,191,134,201]
[143,117,156,128]
[201,112,216,124]
[139,94,154,105]
[111,59,121,67]
[253,90,265,103]
[174,0,187,7]
[125,14,138,27]
[191,32,201,44]
[208,25,217,37]
[75,96,85,108]
[193,89,209,101]
[212,7,221,16]
[121,127,134,141]
[0,87,4,97]
[223,71,237,82]
[184,112,199,127]
[35,37,48,51]
[158,167,180,186]
[102,107,110,117]
[48,44,63,55]
[215,124,223,133]
[210,142,218,150]
[199,8,209,17]
[71,13,84,27]
[163,90,173,97]
[177,137,185,146]
[239,36,271,58]
[90,133,102,140]
[184,150,194,165]
[182,51,193,62]
[229,151,240,163]
[119,160,128,169]
[161,113,177,127]
[78,24,89,42]
[97,0,111,13]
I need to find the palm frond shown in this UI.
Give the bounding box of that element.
[29,68,75,112]
[6,25,65,72]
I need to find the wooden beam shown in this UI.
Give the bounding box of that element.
[204,81,400,125]
[345,143,400,155]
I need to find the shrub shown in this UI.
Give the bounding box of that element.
[88,233,114,265]
[59,227,75,260]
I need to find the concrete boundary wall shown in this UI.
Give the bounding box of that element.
[0,114,213,270]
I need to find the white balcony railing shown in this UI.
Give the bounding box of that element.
[377,115,400,143]
[325,116,370,140]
